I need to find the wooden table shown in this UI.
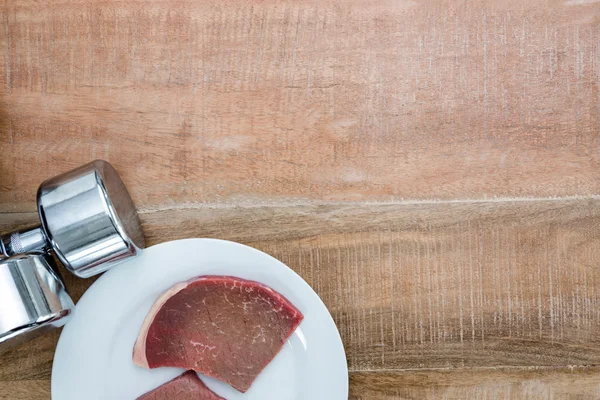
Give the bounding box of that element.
[1,0,600,398]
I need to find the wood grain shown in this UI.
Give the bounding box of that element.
[0,381,50,400]
[2,0,600,397]
[349,367,600,399]
[1,0,600,210]
[2,199,600,397]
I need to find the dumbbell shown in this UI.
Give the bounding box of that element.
[0,160,145,353]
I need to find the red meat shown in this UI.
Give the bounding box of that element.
[136,371,224,400]
[133,276,303,393]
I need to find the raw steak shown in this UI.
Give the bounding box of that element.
[133,276,303,393]
[136,371,224,400]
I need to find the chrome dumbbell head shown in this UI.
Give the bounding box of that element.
[0,253,74,354]
[1,160,145,278]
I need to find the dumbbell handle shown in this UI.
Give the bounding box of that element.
[0,226,48,259]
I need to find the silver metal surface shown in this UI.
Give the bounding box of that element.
[37,160,146,278]
[0,160,145,278]
[0,254,74,354]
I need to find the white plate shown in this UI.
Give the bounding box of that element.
[52,239,348,400]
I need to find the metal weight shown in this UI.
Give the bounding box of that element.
[0,160,145,278]
[0,254,74,353]
[0,160,144,351]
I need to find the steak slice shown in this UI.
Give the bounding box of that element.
[133,276,304,393]
[136,371,224,400]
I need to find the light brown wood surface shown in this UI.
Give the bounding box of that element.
[1,0,600,398]
[3,200,600,398]
[1,0,600,211]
